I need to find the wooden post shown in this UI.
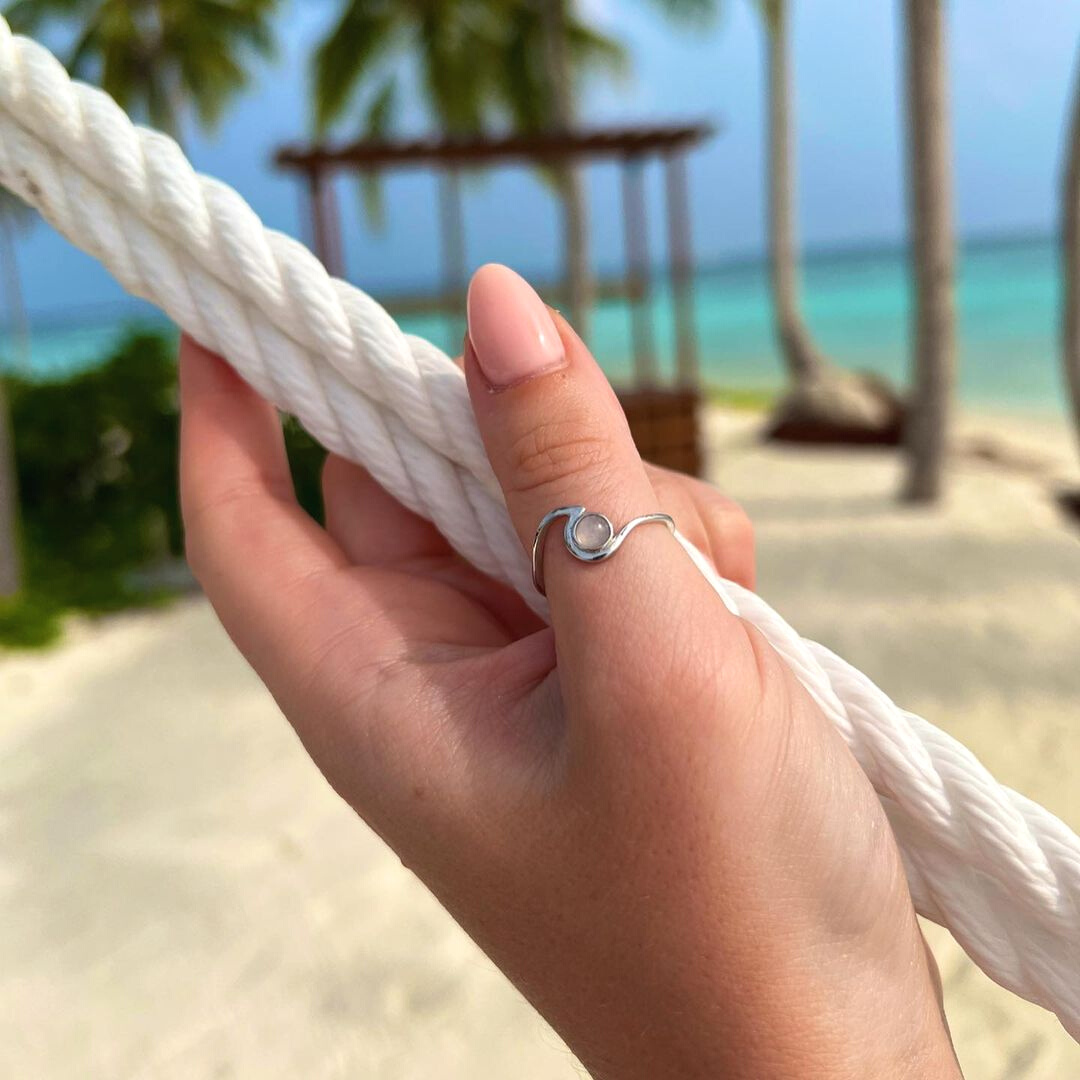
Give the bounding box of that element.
[308,167,345,278]
[621,157,657,386]
[664,151,699,389]
[438,167,468,337]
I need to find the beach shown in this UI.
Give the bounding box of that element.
[2,404,1079,1079]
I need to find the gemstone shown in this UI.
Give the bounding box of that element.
[573,513,613,552]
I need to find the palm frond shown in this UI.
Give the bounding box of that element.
[6,0,280,137]
[357,77,398,230]
[3,0,89,37]
[565,18,629,81]
[311,1,399,134]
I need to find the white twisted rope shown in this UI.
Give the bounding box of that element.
[2,15,1078,1039]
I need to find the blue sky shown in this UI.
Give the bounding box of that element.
[11,0,1080,319]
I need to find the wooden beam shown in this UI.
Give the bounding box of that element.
[277,123,716,174]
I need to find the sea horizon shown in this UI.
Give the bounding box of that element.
[2,229,1071,419]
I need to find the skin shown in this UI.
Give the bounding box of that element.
[178,266,961,1079]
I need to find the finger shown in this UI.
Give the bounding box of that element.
[322,454,450,565]
[464,265,720,692]
[644,464,757,591]
[178,338,401,675]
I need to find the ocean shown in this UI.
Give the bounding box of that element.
[1,235,1069,416]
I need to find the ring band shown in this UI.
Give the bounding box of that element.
[531,505,676,596]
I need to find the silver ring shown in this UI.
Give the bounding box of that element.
[531,505,676,596]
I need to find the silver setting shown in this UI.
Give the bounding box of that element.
[531,505,676,596]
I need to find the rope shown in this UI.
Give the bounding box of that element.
[2,14,1078,1039]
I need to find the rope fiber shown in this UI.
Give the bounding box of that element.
[2,14,1078,1039]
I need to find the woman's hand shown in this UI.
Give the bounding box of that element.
[179,264,959,1079]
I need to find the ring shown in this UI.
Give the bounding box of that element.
[531,505,676,596]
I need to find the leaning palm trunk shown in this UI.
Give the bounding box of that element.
[901,0,956,502]
[1062,43,1080,462]
[540,0,592,339]
[762,0,905,446]
[765,0,824,383]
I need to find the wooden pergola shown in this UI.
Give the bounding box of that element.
[275,122,715,475]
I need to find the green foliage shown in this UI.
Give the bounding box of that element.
[706,384,776,411]
[1,329,328,649]
[312,1,403,135]
[493,2,628,136]
[282,416,328,526]
[0,331,178,645]
[0,591,63,649]
[358,77,399,229]
[3,0,279,140]
[311,0,627,138]
[311,0,630,226]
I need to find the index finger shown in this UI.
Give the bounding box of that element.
[178,336,383,674]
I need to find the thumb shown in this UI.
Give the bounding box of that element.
[464,264,710,693]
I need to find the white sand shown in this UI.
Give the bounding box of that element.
[2,407,1079,1078]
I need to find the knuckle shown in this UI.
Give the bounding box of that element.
[699,491,754,557]
[507,419,611,501]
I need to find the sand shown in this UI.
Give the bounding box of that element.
[2,407,1079,1079]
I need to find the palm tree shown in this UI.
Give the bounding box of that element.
[3,0,279,145]
[537,1,589,336]
[518,0,715,339]
[755,0,905,446]
[313,0,508,303]
[313,0,624,337]
[0,0,280,596]
[758,0,824,383]
[900,0,956,502]
[1061,41,1080,472]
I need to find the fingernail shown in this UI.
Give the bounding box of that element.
[466,264,566,389]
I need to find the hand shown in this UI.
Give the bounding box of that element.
[178,264,959,1079]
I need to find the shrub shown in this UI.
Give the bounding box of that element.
[2,328,327,648]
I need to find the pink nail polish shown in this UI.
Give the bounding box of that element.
[466,264,567,389]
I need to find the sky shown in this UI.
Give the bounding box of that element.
[10,0,1080,321]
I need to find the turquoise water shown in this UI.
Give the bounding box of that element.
[2,235,1068,415]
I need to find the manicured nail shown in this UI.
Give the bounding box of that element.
[466,264,566,389]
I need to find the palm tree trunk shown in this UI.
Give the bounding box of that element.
[540,0,592,339]
[0,211,22,597]
[0,210,30,373]
[1062,43,1080,461]
[901,0,956,503]
[765,0,825,383]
